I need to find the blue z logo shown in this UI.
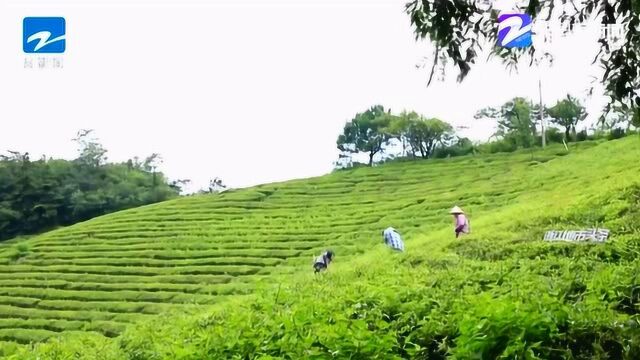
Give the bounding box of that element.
[497,14,532,48]
[23,17,66,53]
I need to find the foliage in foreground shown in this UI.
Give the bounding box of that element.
[404,0,640,121]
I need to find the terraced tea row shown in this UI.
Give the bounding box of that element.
[0,143,593,345]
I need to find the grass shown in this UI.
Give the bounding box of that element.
[0,138,639,358]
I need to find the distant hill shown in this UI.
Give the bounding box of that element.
[1,137,639,359]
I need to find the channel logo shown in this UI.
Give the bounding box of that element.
[497,13,532,48]
[23,17,66,54]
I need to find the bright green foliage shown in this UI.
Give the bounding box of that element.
[1,138,640,359]
[548,95,588,142]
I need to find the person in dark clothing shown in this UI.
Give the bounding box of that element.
[313,250,334,273]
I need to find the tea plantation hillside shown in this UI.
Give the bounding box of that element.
[2,138,640,359]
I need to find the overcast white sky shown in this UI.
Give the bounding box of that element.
[0,0,608,192]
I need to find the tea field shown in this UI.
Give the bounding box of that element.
[1,137,639,359]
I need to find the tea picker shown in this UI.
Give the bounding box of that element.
[450,206,470,238]
[313,250,334,273]
[382,227,405,252]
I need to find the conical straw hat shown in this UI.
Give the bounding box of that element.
[450,206,464,214]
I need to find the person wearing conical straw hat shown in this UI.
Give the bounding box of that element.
[450,206,470,238]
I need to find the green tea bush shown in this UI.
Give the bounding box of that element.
[451,295,569,359]
[608,128,627,140]
[5,243,30,263]
[0,138,639,357]
[576,129,589,141]
[546,127,566,144]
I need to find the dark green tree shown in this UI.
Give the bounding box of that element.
[385,110,418,157]
[397,115,455,159]
[143,153,162,188]
[337,105,395,166]
[547,95,588,141]
[607,103,640,130]
[476,97,538,148]
[73,129,107,167]
[0,133,180,241]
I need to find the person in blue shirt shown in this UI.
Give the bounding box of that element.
[382,227,405,252]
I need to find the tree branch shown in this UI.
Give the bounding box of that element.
[428,44,440,86]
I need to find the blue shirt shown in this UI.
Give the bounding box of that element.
[383,227,405,252]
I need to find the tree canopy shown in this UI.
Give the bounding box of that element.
[336,107,457,166]
[0,132,181,241]
[608,102,640,129]
[395,112,455,159]
[337,98,635,168]
[405,0,640,119]
[337,105,394,166]
[476,97,539,148]
[547,95,588,140]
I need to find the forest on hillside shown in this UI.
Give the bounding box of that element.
[0,130,183,241]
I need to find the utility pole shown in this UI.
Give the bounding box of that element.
[539,78,546,148]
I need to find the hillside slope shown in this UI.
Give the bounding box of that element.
[1,138,639,359]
